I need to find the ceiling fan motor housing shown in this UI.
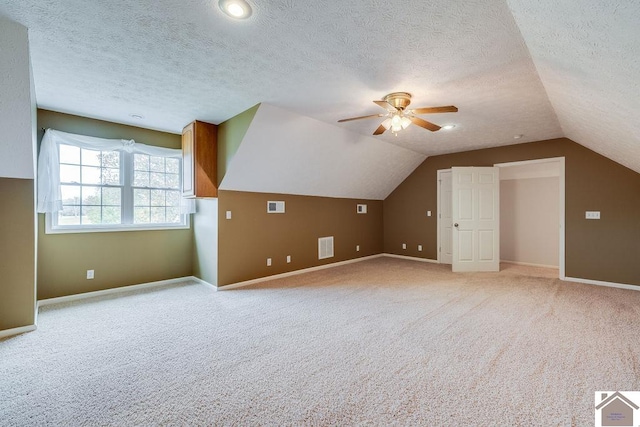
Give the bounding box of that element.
[384,92,412,111]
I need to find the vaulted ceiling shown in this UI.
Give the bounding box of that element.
[1,0,638,175]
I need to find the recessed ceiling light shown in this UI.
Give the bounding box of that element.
[442,124,456,130]
[219,0,252,19]
[514,134,524,139]
[130,114,144,120]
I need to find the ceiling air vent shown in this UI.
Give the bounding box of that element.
[267,201,285,213]
[318,236,334,260]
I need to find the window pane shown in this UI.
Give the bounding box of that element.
[150,156,165,172]
[102,187,121,206]
[166,158,179,174]
[149,172,165,188]
[82,206,101,224]
[101,151,120,168]
[102,168,120,185]
[82,186,101,205]
[133,171,149,187]
[82,149,101,166]
[59,144,80,164]
[166,207,180,224]
[150,207,165,223]
[134,189,150,206]
[58,206,81,225]
[150,190,165,206]
[134,207,150,223]
[60,165,80,183]
[53,143,185,230]
[61,185,81,205]
[166,173,180,189]
[82,166,101,184]
[134,154,149,171]
[102,206,121,224]
[166,190,180,207]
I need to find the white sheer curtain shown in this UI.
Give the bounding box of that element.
[37,129,196,214]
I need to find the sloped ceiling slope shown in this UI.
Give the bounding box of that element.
[507,0,640,173]
[220,104,426,200]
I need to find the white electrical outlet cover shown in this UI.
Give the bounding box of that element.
[286,255,291,263]
[266,258,272,266]
[226,210,232,219]
[402,243,407,249]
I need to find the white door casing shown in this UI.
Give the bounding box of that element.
[452,167,500,272]
[438,170,453,264]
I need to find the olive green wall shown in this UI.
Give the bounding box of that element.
[217,104,260,185]
[218,190,383,286]
[37,110,193,299]
[384,138,640,286]
[0,178,36,330]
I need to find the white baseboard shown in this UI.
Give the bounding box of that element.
[0,324,37,340]
[217,254,384,291]
[188,276,216,289]
[383,253,439,264]
[38,276,197,307]
[501,260,559,269]
[563,276,640,292]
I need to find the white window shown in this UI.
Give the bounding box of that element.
[39,129,192,233]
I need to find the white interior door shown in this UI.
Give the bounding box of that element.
[438,170,453,264]
[452,167,500,272]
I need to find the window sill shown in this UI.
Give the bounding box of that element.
[45,223,190,235]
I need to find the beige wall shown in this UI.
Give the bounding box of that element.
[500,177,559,267]
[37,110,193,299]
[0,178,36,330]
[384,138,640,286]
[218,190,383,286]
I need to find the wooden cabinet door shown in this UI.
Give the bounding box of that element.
[182,120,217,198]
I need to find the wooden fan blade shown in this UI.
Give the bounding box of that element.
[411,106,458,114]
[373,100,398,112]
[409,116,441,132]
[373,124,387,135]
[337,114,383,123]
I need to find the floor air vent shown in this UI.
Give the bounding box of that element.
[318,236,334,260]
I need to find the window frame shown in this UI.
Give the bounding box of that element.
[46,145,189,234]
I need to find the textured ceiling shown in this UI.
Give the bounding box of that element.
[220,104,425,200]
[506,0,640,174]
[0,0,636,173]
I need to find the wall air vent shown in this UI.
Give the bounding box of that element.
[357,204,367,214]
[267,201,285,213]
[318,236,334,260]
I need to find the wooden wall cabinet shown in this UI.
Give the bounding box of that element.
[182,120,217,198]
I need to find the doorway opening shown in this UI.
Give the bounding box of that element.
[437,157,565,278]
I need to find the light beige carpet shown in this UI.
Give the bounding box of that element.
[1,258,639,426]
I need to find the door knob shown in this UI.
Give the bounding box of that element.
[454,223,459,228]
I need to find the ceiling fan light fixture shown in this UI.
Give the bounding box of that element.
[442,124,456,130]
[219,0,252,19]
[401,116,412,129]
[381,118,392,130]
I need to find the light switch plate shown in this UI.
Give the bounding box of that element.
[427,211,431,217]
[286,255,291,263]
[226,210,232,220]
[356,245,360,252]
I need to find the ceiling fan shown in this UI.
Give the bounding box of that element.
[338,92,458,136]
